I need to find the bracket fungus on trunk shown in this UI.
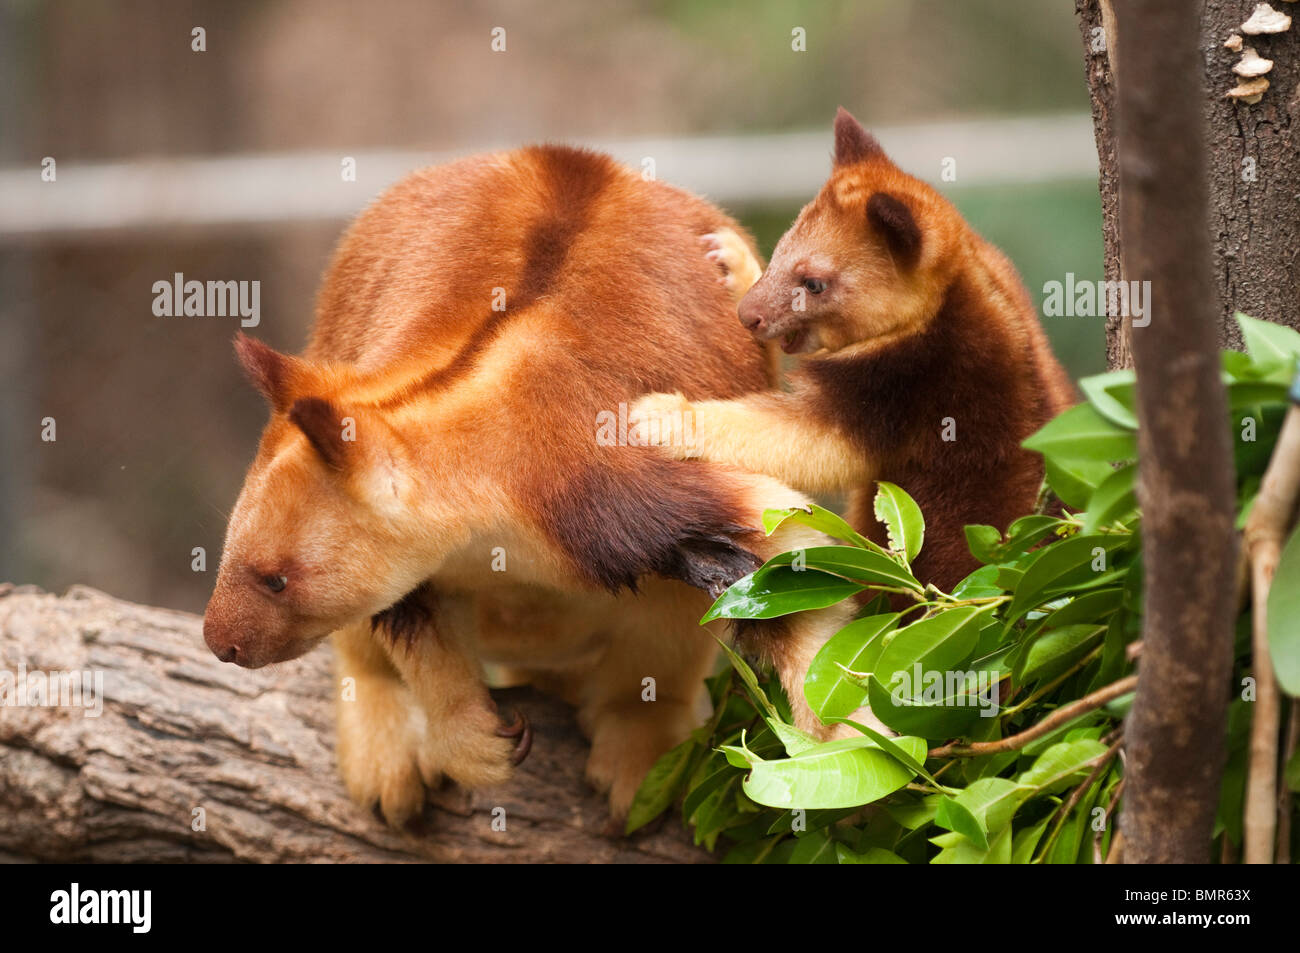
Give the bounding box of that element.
[1233,47,1275,77]
[1241,3,1292,36]
[1224,5,1290,104]
[1226,76,1271,103]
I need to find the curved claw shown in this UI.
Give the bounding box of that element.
[496,709,533,765]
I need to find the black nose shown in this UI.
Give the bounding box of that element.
[217,645,238,664]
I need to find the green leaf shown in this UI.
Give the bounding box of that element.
[764,807,857,836]
[1222,348,1258,379]
[1104,691,1135,719]
[788,830,839,864]
[1022,402,1138,469]
[825,715,950,790]
[1018,623,1106,686]
[1079,370,1139,430]
[885,796,940,830]
[868,606,995,737]
[682,763,735,823]
[1081,463,1138,534]
[1238,311,1300,370]
[761,503,882,553]
[954,777,1034,833]
[1041,773,1107,864]
[998,516,1068,560]
[1009,587,1123,680]
[766,718,820,756]
[965,524,1002,564]
[836,844,907,864]
[1267,526,1300,695]
[1012,814,1053,864]
[1016,739,1109,794]
[1007,534,1132,621]
[874,481,925,563]
[935,796,989,850]
[689,775,746,849]
[1044,456,1113,510]
[995,565,1026,592]
[715,640,779,719]
[873,606,988,685]
[702,566,863,622]
[721,837,781,864]
[728,735,927,809]
[1226,379,1289,410]
[625,735,697,834]
[764,546,923,592]
[951,564,1005,600]
[1234,402,1288,482]
[932,822,1012,864]
[804,613,901,721]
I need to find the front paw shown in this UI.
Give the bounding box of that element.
[628,392,698,457]
[585,703,699,821]
[423,701,530,790]
[702,228,763,298]
[336,680,430,828]
[337,685,529,828]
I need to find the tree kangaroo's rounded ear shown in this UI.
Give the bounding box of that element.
[289,396,352,470]
[833,106,885,166]
[866,193,922,269]
[234,333,306,414]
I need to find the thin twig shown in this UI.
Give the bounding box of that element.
[1242,402,1300,864]
[1000,644,1105,720]
[1037,736,1123,863]
[1278,701,1299,865]
[929,675,1137,759]
[1095,777,1126,865]
[1105,829,1124,864]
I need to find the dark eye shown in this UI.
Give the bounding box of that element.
[263,574,288,593]
[802,277,827,294]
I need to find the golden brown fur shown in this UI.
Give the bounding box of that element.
[633,109,1077,593]
[203,145,854,825]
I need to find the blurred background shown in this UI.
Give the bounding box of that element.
[0,0,1103,613]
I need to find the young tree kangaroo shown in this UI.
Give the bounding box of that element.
[202,145,852,825]
[634,109,1077,594]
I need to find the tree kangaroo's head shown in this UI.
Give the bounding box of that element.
[738,107,964,355]
[203,335,433,668]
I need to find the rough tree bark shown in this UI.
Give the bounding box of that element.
[0,584,709,864]
[1111,0,1240,864]
[1080,0,1300,363]
[1075,0,1129,369]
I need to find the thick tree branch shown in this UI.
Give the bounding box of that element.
[1112,0,1239,864]
[0,585,709,864]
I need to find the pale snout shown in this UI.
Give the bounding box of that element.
[202,584,300,669]
[737,290,770,334]
[203,612,248,666]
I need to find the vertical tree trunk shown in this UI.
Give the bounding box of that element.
[1075,0,1129,369]
[1111,0,1240,864]
[1201,0,1300,349]
[1080,0,1300,365]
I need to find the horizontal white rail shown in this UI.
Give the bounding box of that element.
[0,114,1097,238]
